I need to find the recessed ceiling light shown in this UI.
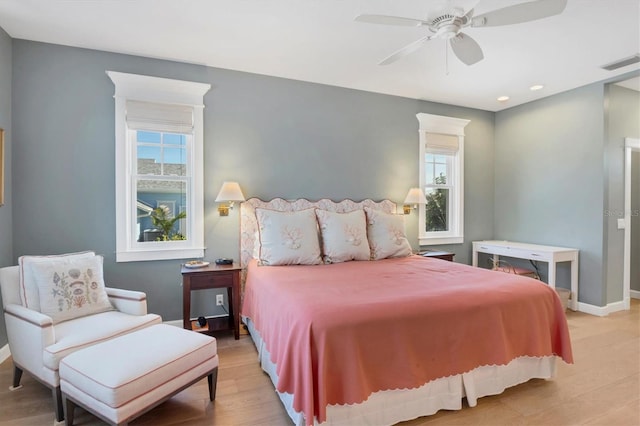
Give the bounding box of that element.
[530,84,544,91]
[497,96,510,102]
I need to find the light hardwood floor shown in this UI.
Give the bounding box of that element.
[1,300,638,426]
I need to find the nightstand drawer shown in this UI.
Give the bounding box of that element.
[419,251,454,262]
[189,272,233,290]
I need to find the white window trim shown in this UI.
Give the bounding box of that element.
[107,71,211,262]
[416,113,470,246]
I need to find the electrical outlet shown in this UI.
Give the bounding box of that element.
[216,294,224,306]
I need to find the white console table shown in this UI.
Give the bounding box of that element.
[472,240,579,311]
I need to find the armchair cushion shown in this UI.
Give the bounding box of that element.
[31,255,113,324]
[43,310,162,371]
[19,251,96,311]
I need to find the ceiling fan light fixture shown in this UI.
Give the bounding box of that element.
[437,24,462,39]
[530,84,544,91]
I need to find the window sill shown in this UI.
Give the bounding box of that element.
[419,236,463,246]
[116,247,205,262]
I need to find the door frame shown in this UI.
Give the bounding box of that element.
[623,137,640,309]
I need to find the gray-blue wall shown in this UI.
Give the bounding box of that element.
[1,33,636,354]
[494,84,607,306]
[494,78,640,308]
[8,39,495,324]
[0,26,12,349]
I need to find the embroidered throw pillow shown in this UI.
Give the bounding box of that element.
[256,208,322,266]
[316,209,370,263]
[30,255,114,324]
[18,251,96,311]
[364,208,412,260]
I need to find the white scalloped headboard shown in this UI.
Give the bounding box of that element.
[240,198,397,268]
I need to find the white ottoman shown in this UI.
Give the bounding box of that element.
[59,324,218,426]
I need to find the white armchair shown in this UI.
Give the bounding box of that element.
[0,265,162,423]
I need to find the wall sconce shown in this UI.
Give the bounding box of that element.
[403,187,427,214]
[215,181,245,216]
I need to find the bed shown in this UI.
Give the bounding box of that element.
[240,198,573,426]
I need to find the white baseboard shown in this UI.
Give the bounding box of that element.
[578,300,628,317]
[578,303,608,316]
[0,343,10,364]
[630,289,640,299]
[606,300,628,314]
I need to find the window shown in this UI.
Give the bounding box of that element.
[107,71,211,262]
[424,152,452,232]
[416,113,469,245]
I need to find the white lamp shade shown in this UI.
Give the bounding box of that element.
[404,188,427,204]
[215,181,245,202]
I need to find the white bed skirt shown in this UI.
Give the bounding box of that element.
[243,317,557,426]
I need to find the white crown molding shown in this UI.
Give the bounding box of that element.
[416,113,470,136]
[106,71,211,106]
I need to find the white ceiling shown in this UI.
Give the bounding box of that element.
[0,0,638,112]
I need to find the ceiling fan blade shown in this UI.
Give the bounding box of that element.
[450,33,484,65]
[379,35,434,65]
[354,14,427,27]
[472,0,567,27]
[462,7,475,23]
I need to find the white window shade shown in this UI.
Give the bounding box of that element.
[126,100,194,133]
[426,133,459,153]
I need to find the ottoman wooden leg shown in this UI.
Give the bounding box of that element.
[208,367,218,401]
[64,396,76,426]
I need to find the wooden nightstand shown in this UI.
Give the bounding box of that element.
[181,263,242,340]
[419,250,455,262]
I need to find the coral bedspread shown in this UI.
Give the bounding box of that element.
[241,255,573,424]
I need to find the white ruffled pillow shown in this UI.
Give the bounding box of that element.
[316,209,370,264]
[256,208,322,266]
[364,208,412,260]
[30,255,114,324]
[18,251,97,311]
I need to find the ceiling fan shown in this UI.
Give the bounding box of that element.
[355,0,568,66]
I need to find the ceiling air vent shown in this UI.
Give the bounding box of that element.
[601,54,640,71]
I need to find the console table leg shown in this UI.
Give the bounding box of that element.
[548,261,557,289]
[570,259,579,311]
